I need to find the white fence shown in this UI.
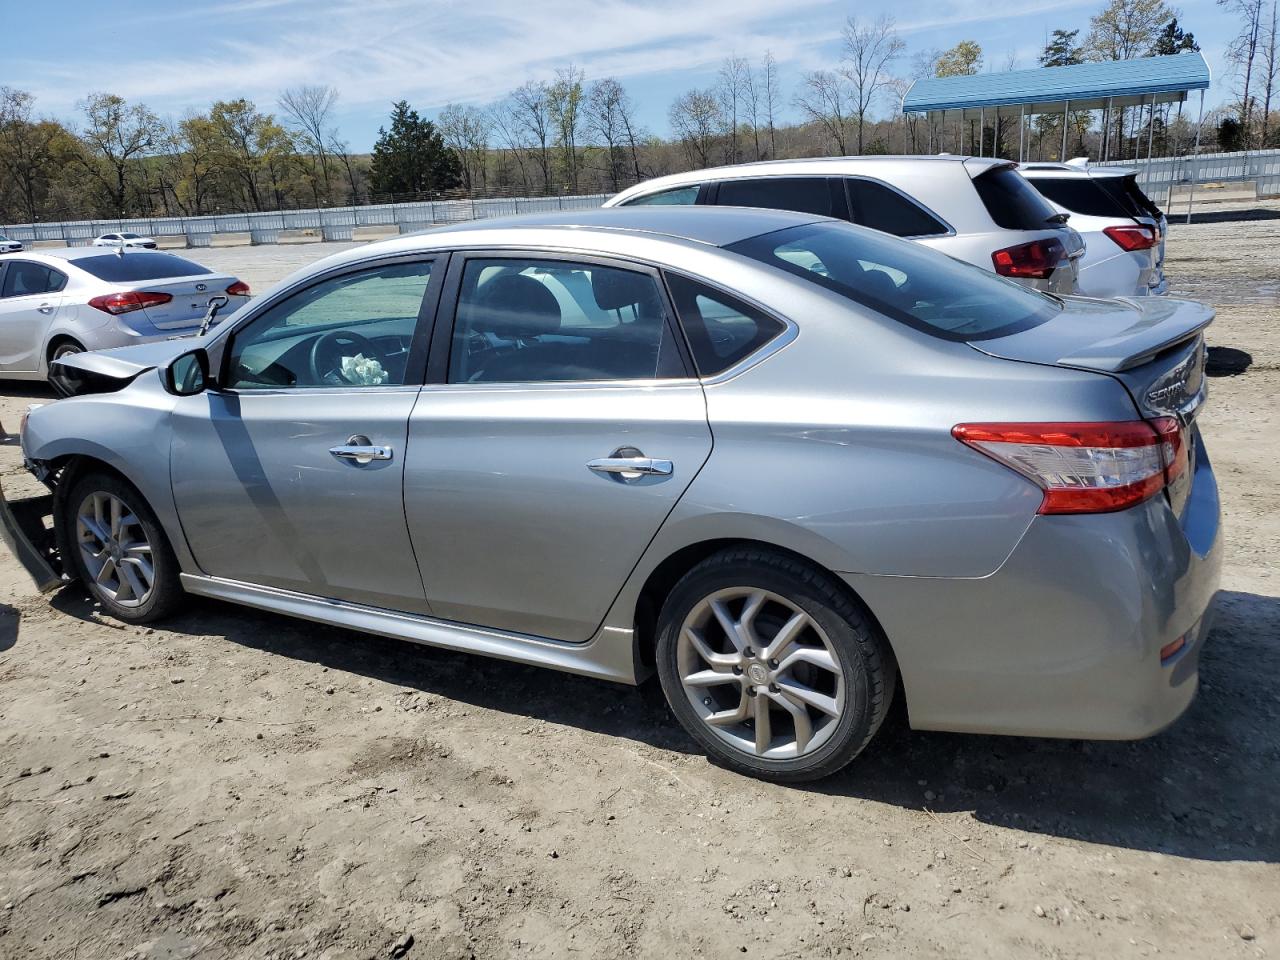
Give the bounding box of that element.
[1,193,612,248]
[1096,149,1280,206]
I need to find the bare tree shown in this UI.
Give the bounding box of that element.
[439,103,491,193]
[795,71,853,155]
[511,80,553,192]
[489,102,532,192]
[840,15,906,154]
[1222,0,1266,146]
[1261,0,1279,145]
[716,54,750,163]
[548,64,585,192]
[669,89,723,167]
[762,51,781,158]
[743,61,763,160]
[585,77,634,190]
[279,84,339,201]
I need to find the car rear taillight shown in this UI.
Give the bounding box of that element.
[88,291,174,315]
[226,280,250,297]
[1103,224,1158,251]
[990,237,1066,280]
[952,419,1187,514]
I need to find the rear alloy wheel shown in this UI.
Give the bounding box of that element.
[63,471,183,623]
[656,548,895,782]
[48,341,84,396]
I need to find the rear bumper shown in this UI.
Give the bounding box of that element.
[0,475,63,593]
[844,438,1222,740]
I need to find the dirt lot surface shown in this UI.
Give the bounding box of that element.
[1,218,1277,960]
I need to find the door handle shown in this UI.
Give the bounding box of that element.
[37,303,54,315]
[329,434,392,465]
[587,456,673,478]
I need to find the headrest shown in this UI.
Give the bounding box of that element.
[591,268,657,311]
[470,274,561,339]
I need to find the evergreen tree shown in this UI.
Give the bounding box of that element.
[369,101,462,198]
[1152,17,1200,54]
[1040,29,1084,67]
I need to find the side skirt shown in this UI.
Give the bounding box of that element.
[179,573,639,685]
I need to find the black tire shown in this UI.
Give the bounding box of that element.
[61,470,184,624]
[47,340,85,397]
[655,547,895,783]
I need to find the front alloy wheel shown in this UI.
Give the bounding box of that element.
[76,490,155,607]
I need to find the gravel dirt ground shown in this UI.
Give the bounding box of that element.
[0,215,1277,960]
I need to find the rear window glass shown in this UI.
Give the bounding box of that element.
[846,178,948,237]
[1026,178,1129,218]
[973,167,1060,230]
[727,222,1061,342]
[1097,176,1164,221]
[74,253,212,282]
[716,178,835,217]
[665,274,786,375]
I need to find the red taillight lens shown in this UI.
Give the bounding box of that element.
[1102,225,1158,251]
[991,238,1066,280]
[225,280,250,297]
[88,291,173,315]
[952,419,1185,514]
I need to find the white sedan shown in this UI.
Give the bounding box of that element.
[93,232,157,249]
[0,234,23,253]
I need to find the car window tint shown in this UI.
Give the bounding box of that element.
[846,179,948,237]
[1,261,57,298]
[448,258,683,384]
[728,221,1060,342]
[665,274,786,375]
[972,166,1060,230]
[715,177,834,216]
[1097,176,1164,220]
[1026,178,1126,218]
[226,261,432,389]
[75,253,212,282]
[623,185,699,206]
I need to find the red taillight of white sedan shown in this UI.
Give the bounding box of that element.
[87,291,174,315]
[226,280,250,297]
[1103,224,1159,251]
[953,419,1187,514]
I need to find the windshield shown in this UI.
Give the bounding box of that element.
[726,222,1062,342]
[75,253,212,282]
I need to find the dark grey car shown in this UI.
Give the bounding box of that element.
[3,207,1220,781]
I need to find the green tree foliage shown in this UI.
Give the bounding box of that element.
[1084,0,1176,60]
[1041,29,1085,66]
[935,40,984,77]
[1217,114,1245,149]
[1152,17,1200,53]
[369,101,462,198]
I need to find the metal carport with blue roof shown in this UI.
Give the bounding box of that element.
[901,52,1211,165]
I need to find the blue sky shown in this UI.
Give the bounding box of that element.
[4,0,1237,150]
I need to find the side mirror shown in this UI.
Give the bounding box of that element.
[163,348,210,396]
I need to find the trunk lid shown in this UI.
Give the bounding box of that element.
[971,295,1212,516]
[136,275,237,330]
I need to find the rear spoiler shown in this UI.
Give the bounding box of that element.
[1057,298,1214,373]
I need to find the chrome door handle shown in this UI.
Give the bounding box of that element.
[587,456,673,477]
[37,303,54,315]
[329,435,392,464]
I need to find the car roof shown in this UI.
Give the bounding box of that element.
[607,154,1010,202]
[400,206,830,248]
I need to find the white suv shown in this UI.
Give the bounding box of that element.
[605,156,1085,294]
[1020,161,1167,297]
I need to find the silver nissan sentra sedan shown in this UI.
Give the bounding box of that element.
[1,207,1221,782]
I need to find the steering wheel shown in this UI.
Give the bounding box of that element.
[308,330,382,385]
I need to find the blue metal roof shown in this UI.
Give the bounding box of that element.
[902,52,1210,114]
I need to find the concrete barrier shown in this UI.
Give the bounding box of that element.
[320,224,353,241]
[186,232,213,248]
[398,221,433,235]
[250,228,281,245]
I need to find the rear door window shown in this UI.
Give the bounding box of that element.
[74,253,212,282]
[1025,178,1125,218]
[715,177,837,217]
[0,261,65,297]
[846,178,948,237]
[665,274,786,375]
[972,166,1060,231]
[623,185,700,206]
